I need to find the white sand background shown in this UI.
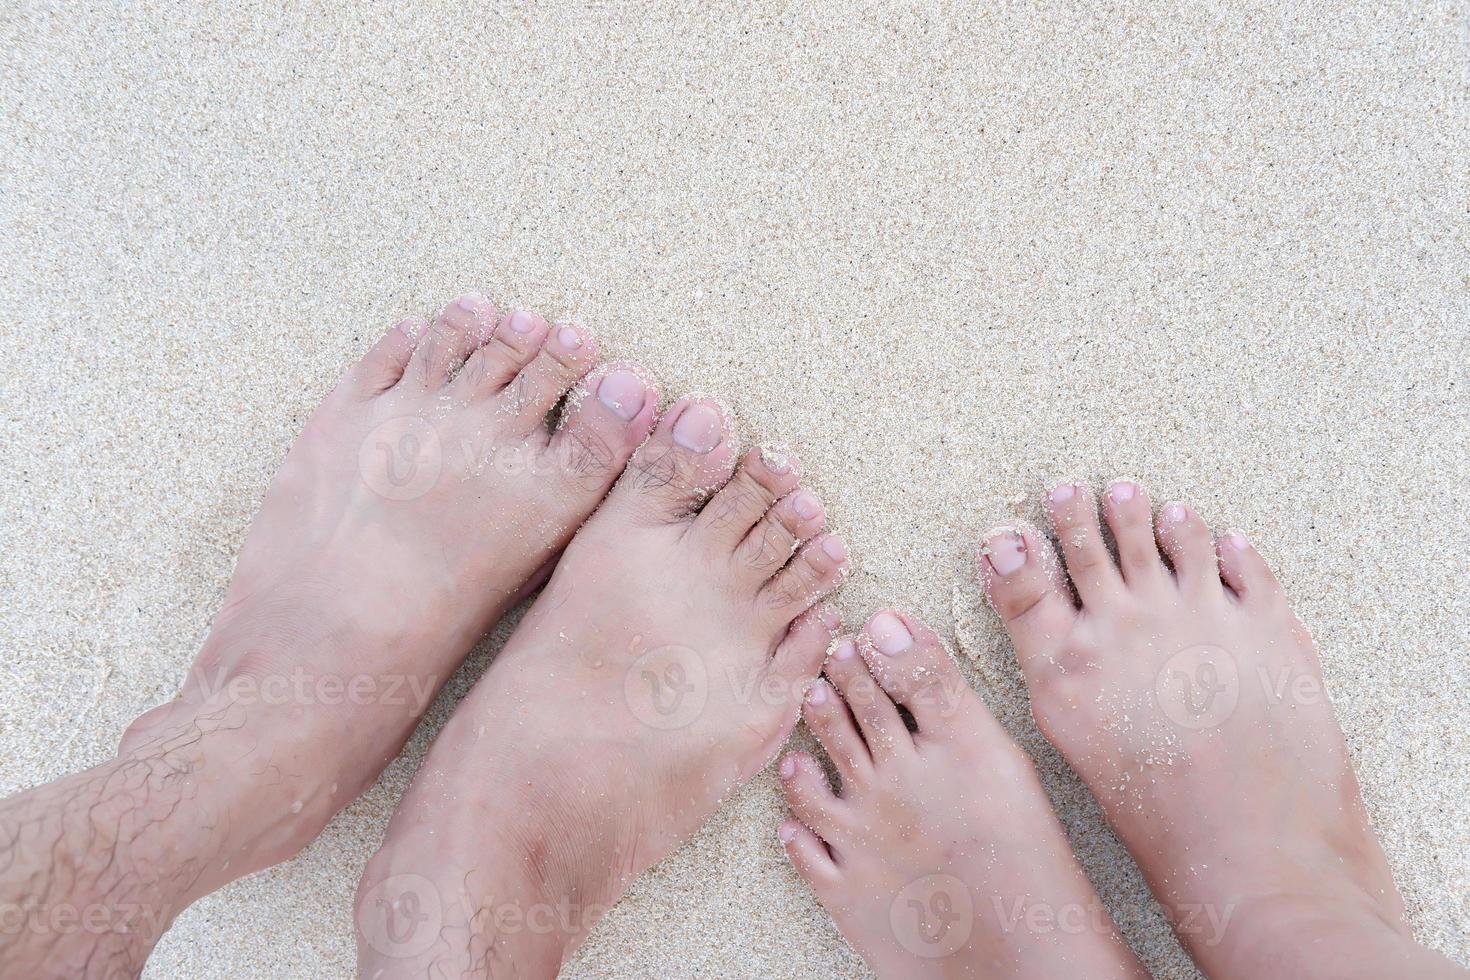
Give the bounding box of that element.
[3,1,1467,976]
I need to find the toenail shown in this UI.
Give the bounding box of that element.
[510,310,539,333]
[779,755,797,778]
[793,492,823,521]
[833,638,857,661]
[396,318,423,339]
[597,370,648,422]
[455,293,490,313]
[1109,481,1137,503]
[807,683,829,705]
[555,326,583,350]
[1163,503,1188,524]
[762,445,795,474]
[778,822,798,843]
[821,536,848,561]
[672,404,724,453]
[1050,483,1077,504]
[1225,532,1249,550]
[868,611,912,656]
[985,532,1028,576]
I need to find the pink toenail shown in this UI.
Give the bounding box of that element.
[869,611,912,656]
[396,318,422,339]
[821,536,848,561]
[986,532,1027,576]
[833,638,857,661]
[1226,532,1249,550]
[761,446,794,474]
[597,370,647,422]
[1163,504,1188,524]
[1050,483,1077,504]
[455,293,490,313]
[779,755,797,778]
[555,326,583,350]
[778,822,798,843]
[1109,481,1137,503]
[672,404,723,453]
[793,492,823,521]
[806,683,829,705]
[510,310,538,333]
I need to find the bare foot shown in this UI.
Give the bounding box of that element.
[356,399,851,977]
[775,609,1146,979]
[121,295,658,876]
[978,481,1467,979]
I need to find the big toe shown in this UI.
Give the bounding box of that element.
[857,609,974,734]
[601,395,739,525]
[543,362,659,500]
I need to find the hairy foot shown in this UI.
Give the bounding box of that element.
[121,295,658,876]
[979,481,1466,979]
[776,609,1146,980]
[356,399,851,977]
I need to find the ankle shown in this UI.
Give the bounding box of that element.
[118,697,346,879]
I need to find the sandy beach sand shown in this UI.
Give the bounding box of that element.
[2,1,1466,976]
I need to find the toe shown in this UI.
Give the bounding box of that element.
[779,751,849,844]
[1045,481,1124,603]
[824,636,911,760]
[405,293,496,388]
[1156,501,1220,591]
[605,396,738,525]
[760,603,843,742]
[802,678,872,785]
[778,819,840,886]
[857,610,972,734]
[1216,530,1283,601]
[734,487,826,584]
[491,321,600,434]
[346,317,423,395]
[760,534,849,622]
[452,307,552,398]
[977,526,1078,677]
[694,446,803,549]
[544,363,658,499]
[1101,480,1167,588]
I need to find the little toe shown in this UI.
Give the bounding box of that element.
[347,316,423,395]
[759,603,843,743]
[491,321,600,434]
[778,819,841,886]
[779,751,850,844]
[1216,530,1284,602]
[857,610,972,734]
[544,362,659,500]
[405,293,496,388]
[824,636,912,760]
[453,308,552,399]
[1101,480,1167,588]
[735,487,826,584]
[760,534,850,622]
[802,678,872,786]
[695,446,803,550]
[1046,481,1124,604]
[604,396,738,525]
[977,526,1078,678]
[1156,500,1221,592]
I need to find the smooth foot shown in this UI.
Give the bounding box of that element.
[776,610,1147,980]
[121,295,657,876]
[978,481,1467,979]
[357,399,851,977]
